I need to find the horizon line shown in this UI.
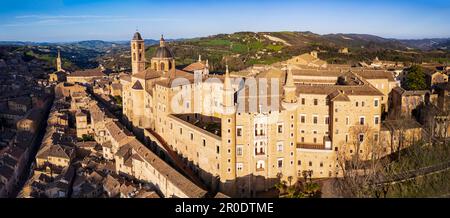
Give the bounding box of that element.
[1,30,450,44]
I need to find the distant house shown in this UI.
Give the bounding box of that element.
[285,51,327,68]
[35,144,75,171]
[388,87,435,118]
[338,47,349,54]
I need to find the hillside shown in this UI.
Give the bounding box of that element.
[1,31,449,73]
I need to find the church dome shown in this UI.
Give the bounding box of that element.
[153,35,173,59]
[154,46,174,59]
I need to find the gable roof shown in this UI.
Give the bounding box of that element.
[69,69,105,78]
[131,80,143,90]
[36,144,74,160]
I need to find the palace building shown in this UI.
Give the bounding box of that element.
[121,32,401,197]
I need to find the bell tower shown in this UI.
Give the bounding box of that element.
[131,31,146,75]
[56,49,63,72]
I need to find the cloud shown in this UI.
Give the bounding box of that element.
[15,15,128,19]
[2,15,181,27]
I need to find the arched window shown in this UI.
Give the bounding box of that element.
[161,62,165,71]
[138,53,142,61]
[153,63,157,70]
[133,53,136,61]
[133,44,136,50]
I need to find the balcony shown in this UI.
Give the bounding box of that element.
[254,130,266,137]
[254,148,265,156]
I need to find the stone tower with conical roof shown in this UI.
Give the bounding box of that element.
[219,65,237,195]
[282,66,298,108]
[131,31,146,75]
[282,65,298,181]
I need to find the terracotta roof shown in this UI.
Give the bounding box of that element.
[133,68,162,80]
[122,137,207,197]
[155,70,195,88]
[328,90,350,102]
[36,144,74,160]
[69,69,105,78]
[182,61,207,72]
[105,121,134,145]
[102,141,112,149]
[120,74,132,82]
[353,69,396,82]
[296,82,383,96]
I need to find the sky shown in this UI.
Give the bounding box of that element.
[0,0,449,42]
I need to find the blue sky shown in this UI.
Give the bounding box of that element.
[0,0,449,42]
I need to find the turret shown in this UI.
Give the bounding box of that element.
[220,65,237,195]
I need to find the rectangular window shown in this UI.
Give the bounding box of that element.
[314,99,318,105]
[374,133,379,142]
[277,123,283,133]
[301,98,306,105]
[277,159,283,168]
[313,115,318,124]
[237,163,243,171]
[236,127,243,136]
[277,142,283,152]
[374,99,379,107]
[346,116,349,125]
[237,145,243,156]
[374,116,380,125]
[359,133,364,143]
[190,133,194,141]
[313,137,317,143]
[300,115,306,123]
[325,116,329,125]
[359,116,365,125]
[202,139,206,147]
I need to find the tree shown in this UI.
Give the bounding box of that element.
[335,124,387,197]
[404,65,427,90]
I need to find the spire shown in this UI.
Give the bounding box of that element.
[223,64,234,109]
[56,48,62,72]
[224,59,231,90]
[205,59,209,68]
[198,54,202,62]
[285,65,294,88]
[160,34,165,47]
[283,65,297,105]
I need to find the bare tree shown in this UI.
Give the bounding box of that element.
[335,124,387,197]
